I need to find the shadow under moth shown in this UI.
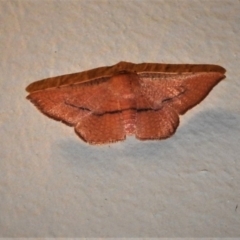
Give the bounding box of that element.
[26,61,226,144]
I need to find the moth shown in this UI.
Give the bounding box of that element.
[26,61,226,144]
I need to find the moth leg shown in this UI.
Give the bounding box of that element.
[136,106,179,140]
[75,113,125,144]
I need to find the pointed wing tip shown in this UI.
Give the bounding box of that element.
[25,85,32,93]
[25,82,40,93]
[213,65,226,74]
[25,81,31,92]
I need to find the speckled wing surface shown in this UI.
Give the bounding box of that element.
[26,61,226,144]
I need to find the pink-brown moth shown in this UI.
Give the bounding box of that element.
[26,61,226,144]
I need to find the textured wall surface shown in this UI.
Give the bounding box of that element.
[0,0,239,237]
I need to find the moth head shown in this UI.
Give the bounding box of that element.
[109,71,140,95]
